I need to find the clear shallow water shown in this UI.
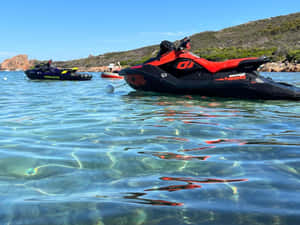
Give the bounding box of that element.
[0,71,299,225]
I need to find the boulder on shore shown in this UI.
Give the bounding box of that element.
[0,55,36,71]
[258,62,300,72]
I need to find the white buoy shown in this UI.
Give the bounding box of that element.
[3,77,7,80]
[105,84,115,93]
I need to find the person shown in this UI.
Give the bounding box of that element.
[117,61,121,71]
[112,62,122,73]
[46,59,52,68]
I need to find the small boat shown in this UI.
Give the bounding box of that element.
[101,72,123,79]
[25,63,92,81]
[119,37,300,100]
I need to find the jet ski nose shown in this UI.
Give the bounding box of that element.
[119,65,144,76]
[118,69,126,76]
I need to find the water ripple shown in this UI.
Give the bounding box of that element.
[0,72,299,225]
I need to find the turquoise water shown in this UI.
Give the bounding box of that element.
[0,71,299,225]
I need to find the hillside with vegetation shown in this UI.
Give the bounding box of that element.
[1,12,298,71]
[191,12,300,62]
[53,12,300,69]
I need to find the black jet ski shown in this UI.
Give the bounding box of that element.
[25,61,92,81]
[119,37,300,100]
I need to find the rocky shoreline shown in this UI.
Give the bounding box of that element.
[258,62,300,72]
[1,54,300,72]
[0,55,36,71]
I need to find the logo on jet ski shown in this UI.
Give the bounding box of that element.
[229,73,246,78]
[161,73,168,78]
[215,73,246,81]
[176,61,194,70]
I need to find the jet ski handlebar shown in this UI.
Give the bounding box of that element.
[177,37,191,51]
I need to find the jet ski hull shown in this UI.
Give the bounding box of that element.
[25,70,92,81]
[120,65,300,100]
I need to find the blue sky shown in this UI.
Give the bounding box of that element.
[0,0,299,62]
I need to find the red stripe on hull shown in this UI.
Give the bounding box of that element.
[101,73,124,79]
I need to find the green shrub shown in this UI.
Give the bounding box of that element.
[260,19,300,35]
[287,49,300,62]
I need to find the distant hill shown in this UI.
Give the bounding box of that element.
[1,12,299,71]
[53,12,300,69]
[191,12,300,50]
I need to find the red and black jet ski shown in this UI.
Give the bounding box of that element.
[119,37,300,100]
